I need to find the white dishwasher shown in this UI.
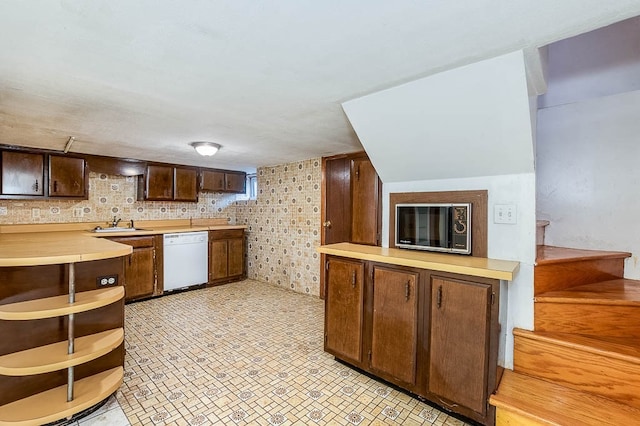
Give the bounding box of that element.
[163,231,209,291]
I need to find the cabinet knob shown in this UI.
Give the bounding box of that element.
[351,270,356,288]
[323,220,332,228]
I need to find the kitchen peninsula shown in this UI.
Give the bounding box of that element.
[0,219,246,425]
[0,232,130,425]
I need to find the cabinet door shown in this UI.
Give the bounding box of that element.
[201,170,226,191]
[371,266,419,385]
[174,167,198,201]
[125,246,156,301]
[1,151,44,195]
[145,165,173,200]
[351,158,379,245]
[225,172,246,193]
[49,155,87,197]
[227,238,244,277]
[325,257,364,364]
[209,240,229,280]
[324,157,351,244]
[429,277,491,415]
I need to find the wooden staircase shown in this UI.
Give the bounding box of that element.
[490,244,640,425]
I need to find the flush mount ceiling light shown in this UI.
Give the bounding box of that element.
[190,141,221,156]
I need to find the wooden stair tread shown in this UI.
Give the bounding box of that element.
[0,287,124,320]
[490,369,640,425]
[535,279,640,305]
[0,328,124,376]
[536,245,631,266]
[0,366,123,425]
[514,328,640,365]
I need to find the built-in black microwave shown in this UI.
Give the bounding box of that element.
[395,203,471,255]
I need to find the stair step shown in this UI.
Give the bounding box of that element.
[534,246,629,295]
[535,280,640,337]
[0,366,123,425]
[490,369,640,425]
[536,279,640,305]
[535,246,631,266]
[513,329,640,407]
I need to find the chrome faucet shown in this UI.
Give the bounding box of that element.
[111,216,122,228]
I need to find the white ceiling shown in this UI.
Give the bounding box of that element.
[1,1,639,173]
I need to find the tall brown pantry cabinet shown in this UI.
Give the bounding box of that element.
[321,152,381,298]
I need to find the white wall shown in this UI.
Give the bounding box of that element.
[342,49,538,368]
[383,174,535,368]
[537,89,640,278]
[539,16,640,109]
[342,51,535,183]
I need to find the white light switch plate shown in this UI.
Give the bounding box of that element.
[494,204,517,224]
[0,207,7,215]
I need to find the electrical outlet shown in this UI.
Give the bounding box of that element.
[97,274,119,287]
[73,207,84,218]
[0,207,7,215]
[494,204,517,224]
[31,208,40,218]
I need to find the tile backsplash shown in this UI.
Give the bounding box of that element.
[0,172,238,225]
[236,158,322,297]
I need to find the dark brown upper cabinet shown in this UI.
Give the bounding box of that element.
[141,165,173,201]
[174,167,198,202]
[49,155,88,198]
[200,169,246,193]
[138,165,198,202]
[1,150,87,199]
[1,151,44,196]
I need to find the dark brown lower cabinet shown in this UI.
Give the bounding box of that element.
[429,277,492,417]
[324,257,364,364]
[324,255,499,426]
[108,236,157,302]
[370,265,419,386]
[208,229,245,285]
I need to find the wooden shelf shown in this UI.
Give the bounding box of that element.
[0,287,124,320]
[0,328,124,376]
[0,366,123,425]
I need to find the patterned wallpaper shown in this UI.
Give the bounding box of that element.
[236,158,322,297]
[0,172,238,225]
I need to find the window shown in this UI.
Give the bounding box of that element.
[247,174,257,200]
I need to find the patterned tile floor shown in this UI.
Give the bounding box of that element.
[110,279,470,425]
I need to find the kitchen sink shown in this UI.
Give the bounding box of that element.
[91,227,145,233]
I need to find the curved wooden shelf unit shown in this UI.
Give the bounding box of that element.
[0,287,124,320]
[0,366,123,425]
[0,328,124,376]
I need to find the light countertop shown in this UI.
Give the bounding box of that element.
[317,242,520,281]
[0,232,133,267]
[0,220,247,267]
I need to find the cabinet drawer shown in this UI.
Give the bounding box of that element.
[209,229,244,240]
[108,236,155,248]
